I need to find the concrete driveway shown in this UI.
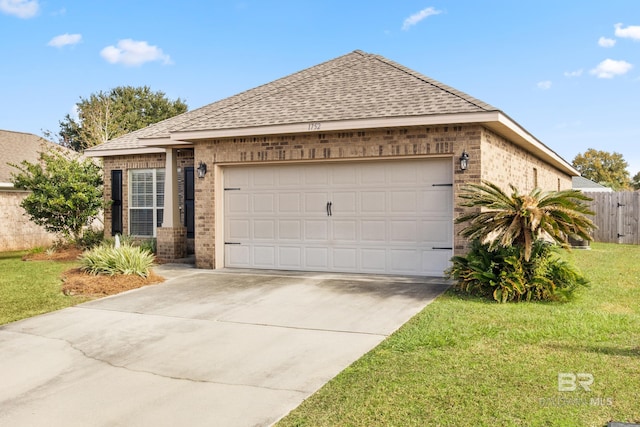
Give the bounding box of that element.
[0,265,449,427]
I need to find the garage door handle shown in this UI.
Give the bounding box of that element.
[326,201,332,216]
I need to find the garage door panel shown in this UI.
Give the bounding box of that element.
[360,249,387,272]
[226,245,251,267]
[333,220,357,241]
[332,167,357,186]
[390,191,418,213]
[253,194,275,213]
[228,194,249,214]
[422,250,453,275]
[225,169,248,188]
[304,220,329,240]
[361,220,386,242]
[278,193,301,213]
[253,246,275,267]
[304,192,329,215]
[279,247,302,268]
[419,189,451,214]
[361,191,386,213]
[389,221,418,243]
[390,249,420,273]
[332,191,357,214]
[227,219,250,240]
[252,168,276,187]
[421,161,451,183]
[304,167,328,186]
[360,164,386,185]
[278,220,302,240]
[419,220,452,245]
[254,220,275,239]
[389,164,418,184]
[332,248,357,270]
[278,168,302,187]
[305,247,328,269]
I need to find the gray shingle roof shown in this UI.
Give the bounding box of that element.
[572,176,613,192]
[0,130,61,183]
[87,50,498,152]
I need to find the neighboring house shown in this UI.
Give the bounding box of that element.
[0,130,63,250]
[572,176,614,193]
[86,50,579,276]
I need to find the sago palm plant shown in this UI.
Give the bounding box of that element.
[456,181,596,261]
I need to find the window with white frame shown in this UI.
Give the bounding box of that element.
[129,169,165,236]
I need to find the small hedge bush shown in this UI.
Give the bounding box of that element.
[80,243,155,277]
[446,240,589,303]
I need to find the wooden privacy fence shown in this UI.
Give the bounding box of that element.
[583,192,640,244]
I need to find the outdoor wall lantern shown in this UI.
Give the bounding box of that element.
[459,150,469,171]
[197,161,207,178]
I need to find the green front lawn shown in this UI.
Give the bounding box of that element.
[0,251,85,325]
[278,243,640,426]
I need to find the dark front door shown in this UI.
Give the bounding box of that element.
[185,167,195,238]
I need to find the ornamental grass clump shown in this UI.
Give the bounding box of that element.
[80,242,155,277]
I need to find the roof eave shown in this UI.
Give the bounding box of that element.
[485,112,579,177]
[84,147,167,158]
[170,112,502,141]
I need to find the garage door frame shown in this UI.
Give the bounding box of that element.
[213,155,455,275]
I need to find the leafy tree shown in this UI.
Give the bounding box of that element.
[455,181,596,261]
[572,149,631,190]
[52,86,187,151]
[632,171,640,191]
[11,147,104,243]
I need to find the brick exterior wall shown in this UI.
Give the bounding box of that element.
[102,151,194,240]
[0,191,58,251]
[480,128,572,192]
[194,125,479,268]
[101,124,572,269]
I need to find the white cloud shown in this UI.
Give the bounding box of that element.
[537,80,552,90]
[614,23,640,41]
[402,7,442,31]
[598,36,616,48]
[100,39,172,67]
[590,59,633,78]
[0,0,39,18]
[47,33,82,48]
[564,69,583,78]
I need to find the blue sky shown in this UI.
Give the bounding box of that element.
[2,1,640,174]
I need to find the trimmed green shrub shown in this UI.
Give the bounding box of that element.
[77,228,104,249]
[446,240,589,303]
[138,238,157,254]
[79,243,155,277]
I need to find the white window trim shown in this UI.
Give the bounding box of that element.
[128,168,164,237]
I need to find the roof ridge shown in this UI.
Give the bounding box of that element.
[366,52,496,112]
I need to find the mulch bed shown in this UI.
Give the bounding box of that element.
[22,246,165,297]
[60,268,165,297]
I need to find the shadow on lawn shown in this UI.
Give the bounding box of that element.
[545,342,640,358]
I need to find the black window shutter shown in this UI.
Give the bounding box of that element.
[111,170,123,236]
[185,167,195,238]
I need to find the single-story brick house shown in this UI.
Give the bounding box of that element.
[0,130,66,250]
[86,50,578,276]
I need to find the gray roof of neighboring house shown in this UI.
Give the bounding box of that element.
[0,130,51,183]
[86,50,499,153]
[0,130,79,186]
[572,176,614,192]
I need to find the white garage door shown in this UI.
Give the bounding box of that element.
[223,159,453,276]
